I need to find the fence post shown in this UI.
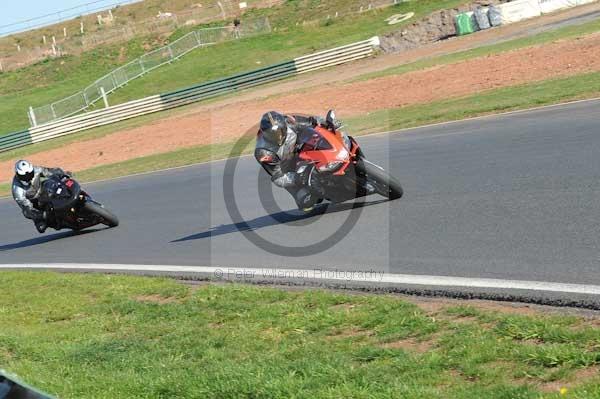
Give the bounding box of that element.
[0,59,3,73]
[110,72,118,89]
[28,107,37,127]
[50,104,57,119]
[83,90,89,107]
[168,44,174,61]
[100,87,110,108]
[139,58,145,73]
[194,30,202,46]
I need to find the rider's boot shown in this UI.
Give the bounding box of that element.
[296,188,320,213]
[34,219,47,234]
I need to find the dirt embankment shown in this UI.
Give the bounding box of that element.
[380,0,509,53]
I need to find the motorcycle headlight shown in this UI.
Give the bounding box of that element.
[318,161,344,172]
[337,148,349,161]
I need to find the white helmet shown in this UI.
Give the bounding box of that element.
[15,160,34,184]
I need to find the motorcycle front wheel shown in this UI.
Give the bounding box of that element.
[83,201,119,227]
[356,159,403,200]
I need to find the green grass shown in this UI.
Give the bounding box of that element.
[74,140,246,182]
[0,0,465,134]
[0,271,599,398]
[1,70,599,199]
[0,38,152,133]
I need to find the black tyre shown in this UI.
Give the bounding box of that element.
[83,201,119,227]
[357,159,403,200]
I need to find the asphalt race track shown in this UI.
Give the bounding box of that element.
[1,99,600,306]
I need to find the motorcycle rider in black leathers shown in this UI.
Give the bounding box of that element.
[255,111,329,212]
[12,160,68,233]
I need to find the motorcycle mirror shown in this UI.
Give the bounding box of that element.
[326,110,336,128]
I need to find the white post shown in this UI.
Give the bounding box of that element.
[0,60,3,73]
[97,15,103,25]
[80,22,84,34]
[217,1,226,19]
[29,107,37,127]
[51,44,57,56]
[194,30,202,46]
[16,44,21,52]
[42,35,47,44]
[52,36,56,44]
[63,27,67,37]
[108,9,114,21]
[100,87,109,108]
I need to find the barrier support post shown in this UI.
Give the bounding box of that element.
[28,107,37,127]
[100,87,110,108]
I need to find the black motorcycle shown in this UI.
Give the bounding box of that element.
[35,174,119,232]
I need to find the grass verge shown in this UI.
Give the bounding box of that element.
[0,271,599,398]
[2,71,599,198]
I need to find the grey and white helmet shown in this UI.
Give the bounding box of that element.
[15,160,34,184]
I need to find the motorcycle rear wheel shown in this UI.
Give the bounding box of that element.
[83,202,119,227]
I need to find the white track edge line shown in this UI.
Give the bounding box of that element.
[2,264,600,295]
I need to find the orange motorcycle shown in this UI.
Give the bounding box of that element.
[296,110,403,205]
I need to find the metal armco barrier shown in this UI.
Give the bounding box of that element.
[0,37,379,153]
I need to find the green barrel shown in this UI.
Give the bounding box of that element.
[455,12,475,36]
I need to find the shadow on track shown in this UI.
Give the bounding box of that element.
[0,229,102,252]
[171,199,388,243]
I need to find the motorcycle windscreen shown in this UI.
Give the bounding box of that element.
[298,128,333,151]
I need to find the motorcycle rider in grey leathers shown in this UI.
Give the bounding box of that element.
[254,111,328,212]
[12,160,68,233]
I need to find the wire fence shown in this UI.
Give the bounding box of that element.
[29,18,271,126]
[0,0,280,72]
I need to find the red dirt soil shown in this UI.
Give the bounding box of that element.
[2,32,600,181]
